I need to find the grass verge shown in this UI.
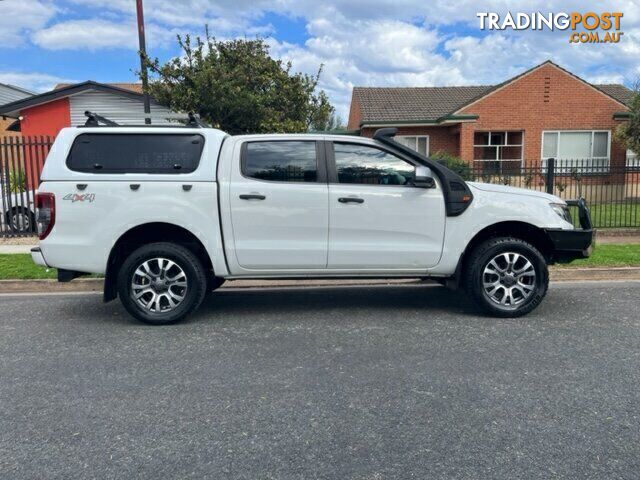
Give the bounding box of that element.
[555,243,640,268]
[0,254,58,280]
[1,244,640,280]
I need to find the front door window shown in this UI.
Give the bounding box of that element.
[333,143,415,185]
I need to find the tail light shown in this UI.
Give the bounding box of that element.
[36,192,55,240]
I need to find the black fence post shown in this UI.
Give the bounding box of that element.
[546,157,555,194]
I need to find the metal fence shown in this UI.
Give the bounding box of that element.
[0,136,52,237]
[469,158,640,228]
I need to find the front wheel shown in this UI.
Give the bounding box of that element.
[464,237,549,318]
[117,242,208,325]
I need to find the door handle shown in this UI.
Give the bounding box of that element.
[338,197,364,204]
[239,194,266,200]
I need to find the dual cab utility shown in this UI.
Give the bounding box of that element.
[31,122,594,324]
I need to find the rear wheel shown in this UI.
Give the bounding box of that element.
[464,237,549,318]
[117,242,208,325]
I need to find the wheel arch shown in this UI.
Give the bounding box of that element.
[103,222,214,302]
[452,221,555,288]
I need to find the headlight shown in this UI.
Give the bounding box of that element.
[550,202,572,224]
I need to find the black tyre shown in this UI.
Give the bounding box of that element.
[117,242,208,325]
[7,207,35,233]
[464,237,549,318]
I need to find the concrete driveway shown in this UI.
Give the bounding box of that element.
[1,281,639,479]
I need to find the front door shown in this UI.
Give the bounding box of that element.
[229,140,328,270]
[327,142,446,270]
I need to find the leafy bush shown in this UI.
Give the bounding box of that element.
[9,168,26,193]
[430,151,472,180]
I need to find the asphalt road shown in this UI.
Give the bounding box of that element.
[1,282,639,479]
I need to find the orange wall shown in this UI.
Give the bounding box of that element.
[20,98,71,138]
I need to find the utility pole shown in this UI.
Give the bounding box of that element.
[136,0,151,124]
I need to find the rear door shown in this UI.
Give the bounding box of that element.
[228,140,329,270]
[327,141,445,269]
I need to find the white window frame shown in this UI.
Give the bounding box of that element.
[472,131,524,163]
[396,135,429,156]
[627,149,638,169]
[541,130,611,173]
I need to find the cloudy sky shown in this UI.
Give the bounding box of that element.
[0,0,638,119]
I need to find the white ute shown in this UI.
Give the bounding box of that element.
[31,116,594,324]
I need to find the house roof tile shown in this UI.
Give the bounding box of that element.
[352,85,493,123]
[594,84,635,106]
[352,62,635,125]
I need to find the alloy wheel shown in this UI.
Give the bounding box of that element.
[131,257,188,313]
[482,252,537,309]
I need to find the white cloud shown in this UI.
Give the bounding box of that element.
[0,0,57,44]
[32,19,180,51]
[0,72,76,92]
[268,15,473,118]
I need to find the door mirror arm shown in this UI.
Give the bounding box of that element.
[411,176,436,189]
[411,165,436,189]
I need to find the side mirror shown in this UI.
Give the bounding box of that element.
[412,165,436,188]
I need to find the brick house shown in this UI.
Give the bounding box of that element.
[348,61,636,176]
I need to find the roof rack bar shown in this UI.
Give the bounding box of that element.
[187,112,207,128]
[84,111,119,127]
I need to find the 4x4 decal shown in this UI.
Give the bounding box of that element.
[63,193,96,203]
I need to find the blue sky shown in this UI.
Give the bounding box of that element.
[0,0,638,119]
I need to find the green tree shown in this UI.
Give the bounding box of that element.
[143,31,334,134]
[616,82,640,155]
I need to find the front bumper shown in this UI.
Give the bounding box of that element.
[545,198,595,263]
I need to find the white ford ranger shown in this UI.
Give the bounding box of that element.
[31,118,594,324]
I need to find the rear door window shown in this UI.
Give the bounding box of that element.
[66,133,205,174]
[242,141,318,183]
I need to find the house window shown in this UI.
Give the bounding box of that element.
[627,149,638,169]
[542,131,610,173]
[473,131,524,174]
[396,136,429,156]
